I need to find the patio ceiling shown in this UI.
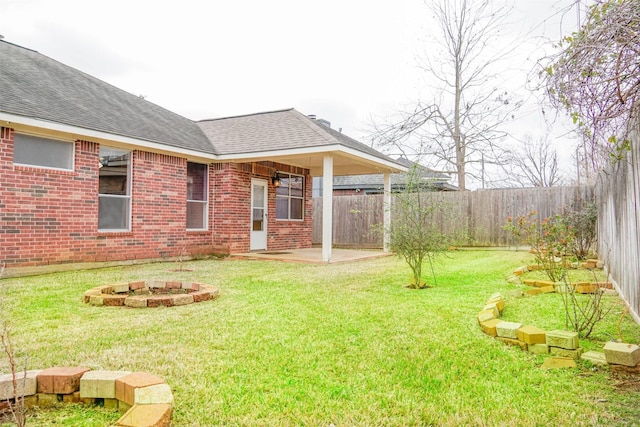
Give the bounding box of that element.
[215,145,405,176]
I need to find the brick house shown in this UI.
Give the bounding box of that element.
[0,40,404,274]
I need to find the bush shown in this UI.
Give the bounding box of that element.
[390,194,451,288]
[388,167,466,289]
[563,202,597,260]
[504,212,572,282]
[503,212,609,337]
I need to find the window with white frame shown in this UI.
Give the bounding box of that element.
[13,133,74,170]
[187,162,208,230]
[98,146,131,231]
[276,173,304,220]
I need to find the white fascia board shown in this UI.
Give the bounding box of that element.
[0,112,216,162]
[1,112,408,171]
[337,147,408,172]
[215,144,407,172]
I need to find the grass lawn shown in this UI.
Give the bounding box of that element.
[1,250,639,426]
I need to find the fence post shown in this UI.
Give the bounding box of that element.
[383,173,391,252]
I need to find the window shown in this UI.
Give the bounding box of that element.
[276,173,304,220]
[187,162,208,230]
[98,147,131,231]
[13,133,74,170]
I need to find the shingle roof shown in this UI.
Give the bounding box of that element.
[0,40,404,172]
[197,109,402,166]
[312,118,400,163]
[0,40,213,153]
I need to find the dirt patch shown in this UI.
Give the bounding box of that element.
[611,368,640,392]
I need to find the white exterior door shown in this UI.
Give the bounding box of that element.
[250,179,268,250]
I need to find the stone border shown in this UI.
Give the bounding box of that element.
[0,367,173,426]
[477,293,640,369]
[506,260,616,296]
[84,281,219,308]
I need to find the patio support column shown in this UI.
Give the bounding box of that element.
[383,172,391,252]
[322,155,334,262]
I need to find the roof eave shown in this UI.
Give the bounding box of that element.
[1,111,409,175]
[0,112,217,162]
[214,144,408,174]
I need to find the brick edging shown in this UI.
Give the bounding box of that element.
[477,292,640,368]
[0,367,173,426]
[507,261,614,295]
[84,281,219,308]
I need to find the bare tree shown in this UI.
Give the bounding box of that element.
[371,0,521,190]
[506,135,563,187]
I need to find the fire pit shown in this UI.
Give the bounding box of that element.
[84,281,219,308]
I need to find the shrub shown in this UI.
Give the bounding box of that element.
[388,167,465,289]
[563,202,597,260]
[503,213,609,337]
[504,212,572,282]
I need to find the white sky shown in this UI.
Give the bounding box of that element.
[1,0,584,186]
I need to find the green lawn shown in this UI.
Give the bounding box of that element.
[1,250,639,426]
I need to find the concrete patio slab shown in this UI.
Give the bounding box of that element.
[230,248,392,264]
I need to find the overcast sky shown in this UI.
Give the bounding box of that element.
[1,0,583,185]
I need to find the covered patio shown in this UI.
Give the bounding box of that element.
[203,109,407,262]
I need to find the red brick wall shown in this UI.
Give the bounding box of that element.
[211,161,312,253]
[267,163,313,251]
[0,129,101,267]
[211,162,252,253]
[1,128,312,268]
[92,150,214,262]
[0,128,213,267]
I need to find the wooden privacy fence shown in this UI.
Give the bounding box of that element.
[312,185,595,248]
[313,195,385,248]
[595,121,640,324]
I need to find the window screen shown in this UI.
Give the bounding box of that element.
[187,162,208,230]
[98,147,131,231]
[13,134,74,170]
[275,173,304,220]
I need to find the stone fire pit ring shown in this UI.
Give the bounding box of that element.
[84,281,219,308]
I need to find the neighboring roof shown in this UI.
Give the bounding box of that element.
[0,40,213,154]
[392,156,452,182]
[333,157,457,191]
